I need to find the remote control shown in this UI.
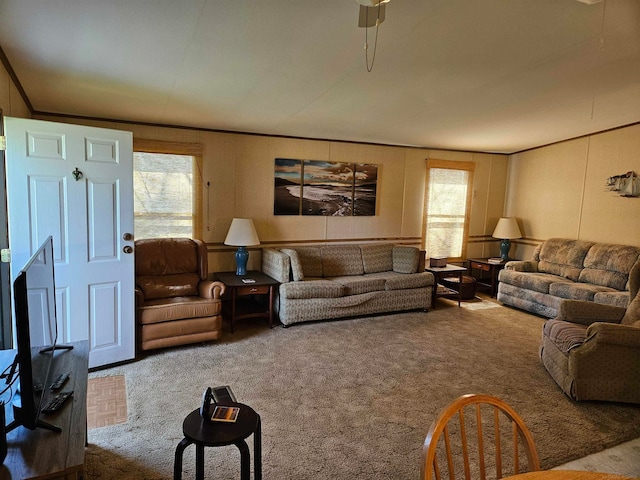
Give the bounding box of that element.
[42,390,73,414]
[50,371,70,390]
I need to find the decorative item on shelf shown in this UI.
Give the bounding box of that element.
[224,218,260,276]
[605,171,640,197]
[492,217,522,261]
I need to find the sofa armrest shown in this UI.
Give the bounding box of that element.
[555,300,626,326]
[198,280,226,299]
[585,322,640,348]
[504,260,538,272]
[262,248,291,284]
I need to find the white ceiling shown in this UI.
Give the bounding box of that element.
[1,0,639,154]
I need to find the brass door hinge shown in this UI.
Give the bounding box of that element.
[0,135,5,151]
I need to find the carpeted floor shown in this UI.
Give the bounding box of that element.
[85,298,640,479]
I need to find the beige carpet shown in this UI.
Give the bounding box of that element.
[85,298,640,479]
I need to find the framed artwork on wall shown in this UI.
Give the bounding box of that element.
[274,158,302,215]
[274,159,378,216]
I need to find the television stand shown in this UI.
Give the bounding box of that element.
[5,405,61,433]
[1,340,88,480]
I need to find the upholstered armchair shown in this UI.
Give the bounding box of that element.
[135,238,226,351]
[540,271,640,404]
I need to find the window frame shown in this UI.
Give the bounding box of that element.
[421,158,475,263]
[133,139,204,240]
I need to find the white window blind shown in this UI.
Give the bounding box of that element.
[423,160,475,261]
[133,152,196,239]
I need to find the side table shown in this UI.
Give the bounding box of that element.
[174,403,261,480]
[215,271,279,333]
[466,258,506,297]
[425,264,467,307]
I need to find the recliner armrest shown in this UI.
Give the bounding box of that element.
[555,300,626,326]
[198,280,226,299]
[135,287,145,306]
[585,322,640,348]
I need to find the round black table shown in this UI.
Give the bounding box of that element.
[174,403,261,480]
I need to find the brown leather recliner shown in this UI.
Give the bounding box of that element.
[135,238,225,351]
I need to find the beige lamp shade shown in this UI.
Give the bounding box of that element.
[224,218,260,246]
[492,217,522,239]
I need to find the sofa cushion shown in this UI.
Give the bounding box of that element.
[360,244,394,274]
[392,246,420,274]
[537,238,593,281]
[327,276,386,295]
[281,248,304,281]
[499,270,572,294]
[138,295,221,324]
[543,319,588,354]
[593,291,631,308]
[135,237,204,277]
[137,273,200,300]
[579,244,640,291]
[549,282,616,302]
[294,247,323,278]
[321,245,364,277]
[383,272,434,290]
[280,279,345,299]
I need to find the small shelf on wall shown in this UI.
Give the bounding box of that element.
[606,171,639,197]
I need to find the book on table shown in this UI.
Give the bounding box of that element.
[210,405,240,423]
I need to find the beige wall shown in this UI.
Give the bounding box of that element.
[506,124,640,259]
[33,114,509,272]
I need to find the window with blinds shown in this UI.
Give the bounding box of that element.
[422,159,475,262]
[133,140,203,240]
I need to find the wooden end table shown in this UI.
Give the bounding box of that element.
[424,264,467,307]
[214,271,279,333]
[466,258,506,297]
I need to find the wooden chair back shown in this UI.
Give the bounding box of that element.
[420,394,540,480]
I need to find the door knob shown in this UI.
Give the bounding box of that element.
[123,246,133,254]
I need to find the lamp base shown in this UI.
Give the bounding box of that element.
[235,246,249,276]
[499,239,512,261]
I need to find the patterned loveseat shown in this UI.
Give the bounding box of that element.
[497,238,640,318]
[262,244,435,326]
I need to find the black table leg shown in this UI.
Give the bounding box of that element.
[254,418,262,480]
[196,443,205,480]
[235,440,251,480]
[174,437,193,480]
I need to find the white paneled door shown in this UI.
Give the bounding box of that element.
[4,117,135,368]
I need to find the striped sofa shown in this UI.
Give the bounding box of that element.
[262,244,435,326]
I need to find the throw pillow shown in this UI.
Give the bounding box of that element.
[281,248,304,281]
[392,246,420,274]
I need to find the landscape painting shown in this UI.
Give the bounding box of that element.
[274,159,378,216]
[353,163,378,216]
[302,160,354,216]
[274,158,302,215]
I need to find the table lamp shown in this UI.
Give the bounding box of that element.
[224,218,260,275]
[492,217,521,261]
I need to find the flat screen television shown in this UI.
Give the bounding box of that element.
[5,236,70,433]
